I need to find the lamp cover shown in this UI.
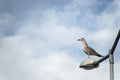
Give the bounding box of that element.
[79,58,99,70]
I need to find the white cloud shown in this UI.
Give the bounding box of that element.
[33,51,78,80]
[0,36,33,80]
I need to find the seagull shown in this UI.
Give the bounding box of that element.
[78,38,103,57]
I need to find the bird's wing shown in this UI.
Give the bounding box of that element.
[86,46,98,55]
[86,46,103,57]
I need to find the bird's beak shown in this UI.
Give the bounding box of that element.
[77,39,81,41]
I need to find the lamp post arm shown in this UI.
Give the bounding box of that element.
[94,29,120,66]
[110,29,120,55]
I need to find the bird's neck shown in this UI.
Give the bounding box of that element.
[82,40,88,47]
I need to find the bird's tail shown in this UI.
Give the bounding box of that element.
[98,54,104,57]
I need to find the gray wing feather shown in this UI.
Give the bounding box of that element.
[85,46,103,57]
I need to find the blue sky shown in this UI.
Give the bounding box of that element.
[0,0,120,80]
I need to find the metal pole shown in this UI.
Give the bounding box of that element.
[109,50,114,80]
[93,29,120,80]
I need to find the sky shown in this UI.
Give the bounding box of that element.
[0,0,120,80]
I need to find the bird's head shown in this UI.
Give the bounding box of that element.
[77,38,85,42]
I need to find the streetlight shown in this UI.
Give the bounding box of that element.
[79,29,120,80]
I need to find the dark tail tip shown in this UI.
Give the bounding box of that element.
[98,55,104,57]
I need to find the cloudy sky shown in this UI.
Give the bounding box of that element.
[0,0,120,80]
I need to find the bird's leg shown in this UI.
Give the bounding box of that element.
[88,54,90,58]
[87,52,90,58]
